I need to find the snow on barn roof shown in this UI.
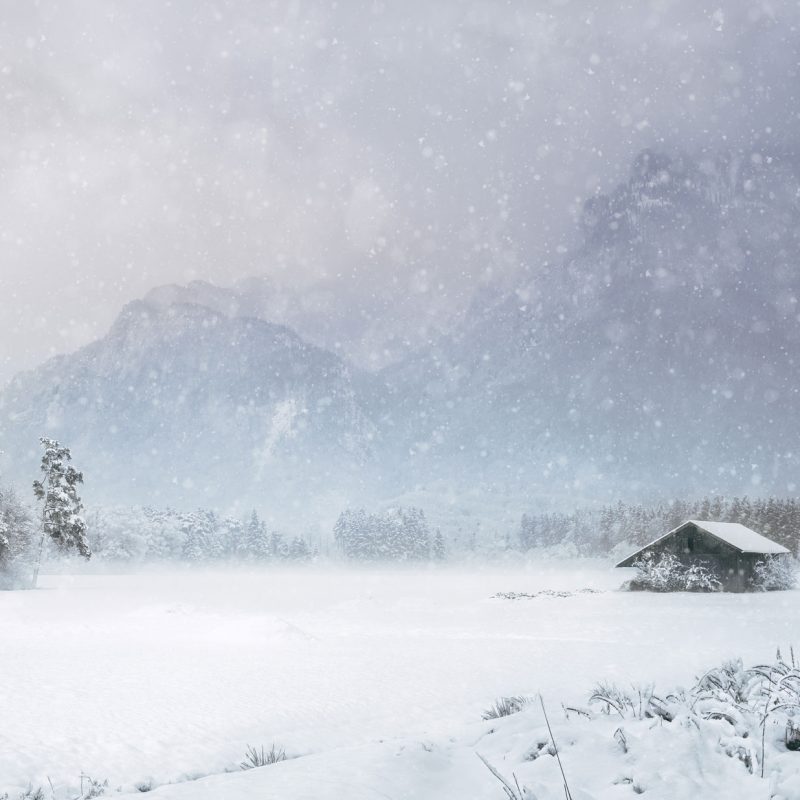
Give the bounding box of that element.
[615,519,789,567]
[686,520,790,555]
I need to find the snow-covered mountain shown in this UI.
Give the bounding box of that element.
[0,299,379,516]
[381,149,800,499]
[143,274,457,372]
[2,149,800,515]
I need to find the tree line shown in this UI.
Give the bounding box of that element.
[3,437,798,588]
[1,437,317,586]
[87,506,313,563]
[333,507,446,561]
[519,496,800,556]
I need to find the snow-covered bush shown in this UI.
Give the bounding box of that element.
[627,552,721,592]
[628,552,682,591]
[482,651,800,799]
[684,561,722,592]
[582,652,800,784]
[694,658,758,708]
[751,555,797,591]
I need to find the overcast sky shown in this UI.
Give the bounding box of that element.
[1,0,798,384]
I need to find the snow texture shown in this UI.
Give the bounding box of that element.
[1,565,798,799]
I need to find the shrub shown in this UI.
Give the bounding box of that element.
[751,555,797,591]
[629,552,684,591]
[684,562,722,592]
[628,552,721,592]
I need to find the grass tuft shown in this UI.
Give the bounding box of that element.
[240,743,287,770]
[482,696,531,720]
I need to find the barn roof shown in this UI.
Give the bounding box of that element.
[616,519,790,567]
[688,520,790,554]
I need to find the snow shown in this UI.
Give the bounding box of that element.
[129,709,772,800]
[0,564,798,798]
[687,520,791,554]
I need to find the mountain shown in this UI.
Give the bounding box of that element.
[380,149,800,500]
[3,148,800,520]
[0,299,379,518]
[142,274,456,372]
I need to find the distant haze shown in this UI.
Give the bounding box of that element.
[2,1,799,384]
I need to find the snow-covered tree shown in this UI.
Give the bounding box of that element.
[242,510,271,560]
[32,437,90,586]
[432,529,446,560]
[271,531,289,559]
[180,510,220,562]
[333,506,433,561]
[289,536,311,560]
[220,516,244,559]
[91,511,147,561]
[142,507,185,560]
[0,486,35,589]
[401,508,431,559]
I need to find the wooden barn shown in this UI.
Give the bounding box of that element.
[616,519,790,592]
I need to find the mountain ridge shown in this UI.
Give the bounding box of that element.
[2,147,800,520]
[0,299,381,519]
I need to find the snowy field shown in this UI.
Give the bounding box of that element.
[2,563,799,798]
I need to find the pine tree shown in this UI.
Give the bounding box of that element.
[432,529,446,560]
[255,514,273,560]
[180,511,219,561]
[402,508,431,559]
[201,511,223,560]
[221,517,244,559]
[180,513,202,561]
[380,509,404,559]
[242,510,263,559]
[333,510,352,556]
[598,507,614,552]
[31,437,90,586]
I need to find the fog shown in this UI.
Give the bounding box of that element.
[2,0,799,383]
[3,6,800,796]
